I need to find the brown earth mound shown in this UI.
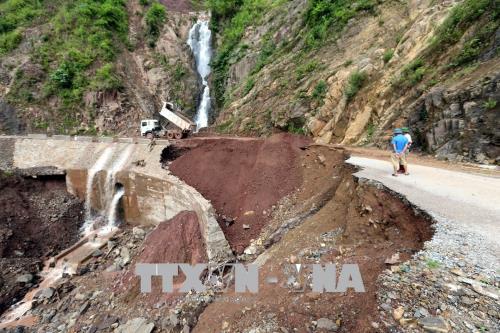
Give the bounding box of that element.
[137,211,207,265]
[117,211,207,308]
[168,133,311,253]
[0,173,84,315]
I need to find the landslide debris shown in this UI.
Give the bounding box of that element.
[0,172,84,315]
[193,144,435,333]
[168,134,311,253]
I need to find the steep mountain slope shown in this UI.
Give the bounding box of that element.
[0,0,199,135]
[210,0,499,164]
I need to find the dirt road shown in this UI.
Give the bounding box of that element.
[346,155,500,250]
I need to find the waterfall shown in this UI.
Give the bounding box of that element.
[81,144,133,235]
[107,187,125,228]
[103,145,133,228]
[84,147,114,222]
[103,145,134,205]
[188,19,212,130]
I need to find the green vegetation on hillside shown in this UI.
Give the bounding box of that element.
[38,0,128,105]
[0,0,43,54]
[431,0,495,48]
[304,0,377,49]
[208,0,287,107]
[392,0,498,91]
[209,0,381,109]
[145,2,167,47]
[345,70,367,101]
[3,0,130,132]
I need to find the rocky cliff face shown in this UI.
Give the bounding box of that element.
[0,0,199,136]
[210,0,499,164]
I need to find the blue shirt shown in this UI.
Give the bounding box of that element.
[391,134,408,153]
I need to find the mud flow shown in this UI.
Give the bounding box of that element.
[0,173,84,315]
[167,135,434,332]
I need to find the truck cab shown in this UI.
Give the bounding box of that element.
[140,119,160,138]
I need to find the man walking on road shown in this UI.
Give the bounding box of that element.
[402,127,412,156]
[391,128,409,176]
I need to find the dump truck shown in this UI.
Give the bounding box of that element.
[140,102,196,139]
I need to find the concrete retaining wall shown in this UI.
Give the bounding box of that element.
[0,136,234,266]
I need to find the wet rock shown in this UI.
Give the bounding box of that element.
[119,247,131,267]
[16,273,34,284]
[244,244,257,255]
[107,240,116,252]
[132,227,146,238]
[417,316,450,332]
[316,318,338,331]
[414,307,429,318]
[35,287,54,300]
[42,309,56,323]
[116,317,154,333]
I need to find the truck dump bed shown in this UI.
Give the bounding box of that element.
[159,102,196,132]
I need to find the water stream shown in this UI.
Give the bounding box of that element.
[187,19,212,130]
[107,187,125,228]
[83,146,114,224]
[81,144,133,235]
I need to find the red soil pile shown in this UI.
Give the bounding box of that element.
[118,211,207,306]
[168,133,311,253]
[138,211,207,265]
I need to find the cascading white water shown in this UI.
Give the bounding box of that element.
[81,144,134,235]
[188,19,212,130]
[107,187,125,228]
[102,145,133,227]
[103,145,133,206]
[84,147,114,222]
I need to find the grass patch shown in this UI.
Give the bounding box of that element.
[483,99,497,109]
[145,1,167,47]
[251,35,274,75]
[304,0,377,49]
[312,80,328,102]
[0,0,44,54]
[295,60,319,80]
[431,0,494,48]
[216,118,234,133]
[366,122,375,139]
[426,259,441,269]
[383,49,394,63]
[242,76,255,96]
[287,118,306,135]
[345,70,367,101]
[394,58,426,88]
[91,63,122,90]
[2,0,130,134]
[0,29,22,54]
